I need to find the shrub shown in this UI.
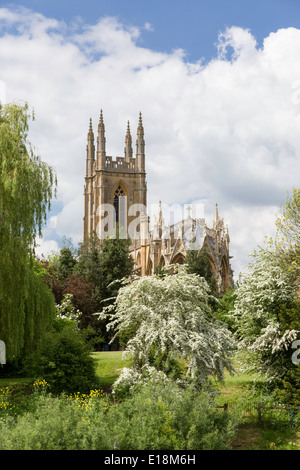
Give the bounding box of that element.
[0,379,240,450]
[23,325,98,395]
[0,393,105,450]
[106,379,240,450]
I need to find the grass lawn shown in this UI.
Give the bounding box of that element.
[92,351,132,390]
[216,365,300,450]
[0,377,32,386]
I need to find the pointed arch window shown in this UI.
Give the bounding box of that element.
[114,185,126,223]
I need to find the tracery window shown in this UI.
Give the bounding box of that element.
[114,185,126,223]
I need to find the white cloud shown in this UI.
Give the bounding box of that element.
[35,237,60,259]
[0,8,299,279]
[144,22,154,32]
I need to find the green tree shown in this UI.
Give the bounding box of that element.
[76,233,134,345]
[0,103,57,363]
[57,247,77,282]
[215,287,237,332]
[275,188,300,269]
[23,324,98,395]
[77,233,134,309]
[98,236,134,306]
[76,233,102,294]
[185,247,218,296]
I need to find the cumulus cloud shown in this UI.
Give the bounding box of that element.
[0,7,299,277]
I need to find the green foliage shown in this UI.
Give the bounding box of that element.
[277,299,300,332]
[0,103,56,253]
[76,233,102,289]
[0,379,240,450]
[215,288,237,332]
[22,264,57,358]
[0,260,56,366]
[98,236,134,305]
[76,232,134,309]
[275,188,300,269]
[106,380,240,450]
[185,246,218,296]
[148,345,186,380]
[275,366,300,407]
[23,325,98,395]
[57,247,77,281]
[0,387,16,418]
[75,232,134,344]
[0,103,56,363]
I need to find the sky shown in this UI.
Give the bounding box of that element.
[1,0,300,280]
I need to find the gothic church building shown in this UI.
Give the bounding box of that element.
[83,110,234,293]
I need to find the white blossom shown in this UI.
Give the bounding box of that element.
[56,293,82,323]
[233,247,300,379]
[99,266,236,391]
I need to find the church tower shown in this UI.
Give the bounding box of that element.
[83,110,147,241]
[83,109,233,291]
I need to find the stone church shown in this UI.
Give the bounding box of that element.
[83,110,234,293]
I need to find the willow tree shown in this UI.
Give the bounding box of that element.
[0,103,57,363]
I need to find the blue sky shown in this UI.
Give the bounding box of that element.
[6,0,300,62]
[1,1,300,278]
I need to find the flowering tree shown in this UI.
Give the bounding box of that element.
[99,266,236,392]
[233,247,299,380]
[56,293,82,324]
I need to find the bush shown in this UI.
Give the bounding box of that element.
[0,379,241,450]
[275,365,300,407]
[0,392,107,450]
[106,380,240,450]
[23,325,98,395]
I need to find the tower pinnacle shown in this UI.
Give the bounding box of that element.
[98,109,105,131]
[136,112,145,171]
[214,203,219,223]
[86,118,95,177]
[97,109,106,168]
[87,117,94,140]
[137,111,144,135]
[125,120,133,161]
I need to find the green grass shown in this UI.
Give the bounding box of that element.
[0,377,32,386]
[215,365,300,450]
[92,351,132,389]
[0,352,130,392]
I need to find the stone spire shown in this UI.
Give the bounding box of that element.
[214,203,219,223]
[86,117,95,177]
[213,203,221,231]
[136,111,145,171]
[97,109,106,169]
[88,117,93,139]
[158,200,163,239]
[124,120,133,161]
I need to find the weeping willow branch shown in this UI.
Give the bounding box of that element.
[0,102,57,362]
